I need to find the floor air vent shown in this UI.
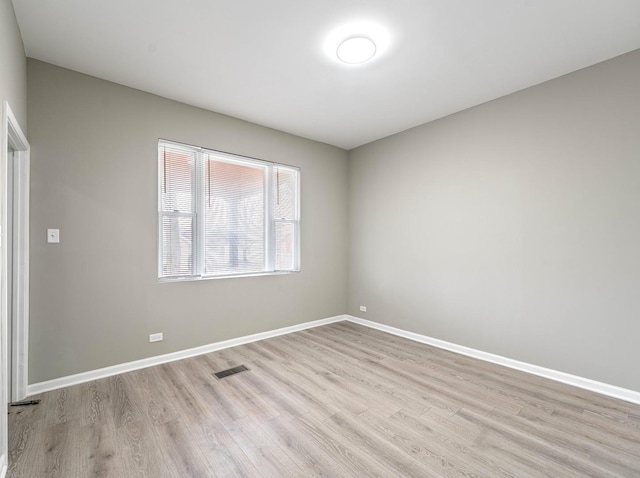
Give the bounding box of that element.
[214,365,249,379]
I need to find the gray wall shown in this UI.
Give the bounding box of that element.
[27,47,640,392]
[348,49,640,391]
[0,0,26,127]
[28,59,348,383]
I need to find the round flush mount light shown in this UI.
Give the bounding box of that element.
[336,36,376,64]
[324,21,390,66]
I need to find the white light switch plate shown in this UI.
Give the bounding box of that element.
[47,229,60,243]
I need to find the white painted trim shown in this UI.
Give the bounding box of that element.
[11,150,29,402]
[2,101,29,403]
[4,104,27,151]
[346,315,640,406]
[27,315,347,395]
[26,313,640,406]
[1,101,30,477]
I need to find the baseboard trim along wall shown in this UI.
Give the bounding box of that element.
[27,314,640,405]
[346,315,640,406]
[26,315,346,396]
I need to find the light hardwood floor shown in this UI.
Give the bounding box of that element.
[8,322,640,477]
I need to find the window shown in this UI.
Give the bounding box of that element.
[158,140,300,280]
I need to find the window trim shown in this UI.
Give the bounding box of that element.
[157,139,300,281]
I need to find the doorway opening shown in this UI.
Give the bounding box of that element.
[1,100,30,475]
[1,99,30,424]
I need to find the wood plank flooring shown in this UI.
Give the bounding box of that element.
[8,322,640,477]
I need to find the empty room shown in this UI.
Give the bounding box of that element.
[2,0,640,476]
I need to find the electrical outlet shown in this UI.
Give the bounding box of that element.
[359,305,367,312]
[149,332,163,343]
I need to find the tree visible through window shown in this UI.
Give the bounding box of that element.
[158,140,300,279]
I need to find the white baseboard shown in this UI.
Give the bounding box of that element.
[27,315,347,396]
[0,454,6,478]
[27,313,640,406]
[346,315,640,406]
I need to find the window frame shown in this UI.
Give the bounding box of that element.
[158,139,300,281]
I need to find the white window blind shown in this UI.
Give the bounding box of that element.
[159,145,195,277]
[158,140,300,280]
[203,155,266,276]
[274,166,298,271]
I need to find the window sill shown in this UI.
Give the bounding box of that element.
[158,270,300,283]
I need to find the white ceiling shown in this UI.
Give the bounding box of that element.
[11,0,640,150]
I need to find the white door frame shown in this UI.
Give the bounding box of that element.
[1,100,29,477]
[10,109,29,403]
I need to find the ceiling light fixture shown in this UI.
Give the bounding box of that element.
[337,36,376,64]
[324,21,390,66]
